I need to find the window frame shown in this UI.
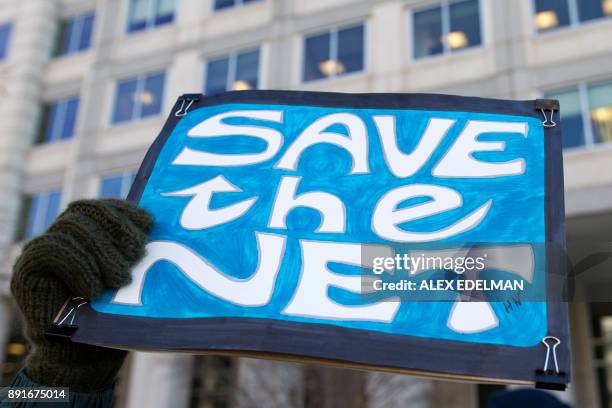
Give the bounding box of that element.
[409,0,485,62]
[543,78,612,151]
[99,170,137,198]
[37,96,80,144]
[111,70,166,125]
[202,47,261,95]
[55,12,95,57]
[126,0,175,34]
[211,0,263,13]
[18,189,63,241]
[299,21,368,85]
[531,0,612,36]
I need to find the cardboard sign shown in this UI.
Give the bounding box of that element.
[71,91,569,387]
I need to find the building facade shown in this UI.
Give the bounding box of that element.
[0,0,611,407]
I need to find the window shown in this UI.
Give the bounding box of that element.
[190,356,235,408]
[544,80,612,149]
[533,0,612,33]
[99,171,136,198]
[128,0,175,33]
[0,22,12,61]
[204,48,260,95]
[213,0,261,12]
[36,97,80,144]
[55,12,95,56]
[302,24,365,83]
[412,0,481,59]
[18,190,62,241]
[112,71,165,124]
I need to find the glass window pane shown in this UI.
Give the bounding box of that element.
[214,0,236,11]
[205,57,230,95]
[57,20,74,55]
[23,195,41,240]
[140,72,165,118]
[413,7,443,58]
[449,0,481,52]
[43,103,59,142]
[36,105,51,144]
[337,25,364,75]
[113,79,138,123]
[121,171,137,197]
[234,49,260,91]
[577,0,606,22]
[128,0,150,32]
[546,88,585,149]
[44,191,62,230]
[588,81,612,144]
[0,22,13,60]
[78,14,95,51]
[534,0,571,33]
[100,175,124,198]
[61,98,79,140]
[155,0,175,26]
[303,32,330,82]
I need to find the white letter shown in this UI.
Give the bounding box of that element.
[112,233,286,306]
[372,184,492,242]
[268,176,346,233]
[433,120,528,177]
[162,175,256,230]
[374,117,455,178]
[173,110,284,166]
[283,240,399,321]
[276,113,369,174]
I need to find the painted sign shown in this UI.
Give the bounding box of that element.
[71,91,569,387]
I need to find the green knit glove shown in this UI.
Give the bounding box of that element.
[10,199,153,392]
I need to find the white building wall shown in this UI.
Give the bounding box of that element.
[0,0,611,407]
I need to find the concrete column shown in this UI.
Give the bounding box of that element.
[125,352,194,408]
[0,0,57,278]
[369,1,404,92]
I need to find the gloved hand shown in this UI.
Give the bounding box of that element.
[10,199,153,392]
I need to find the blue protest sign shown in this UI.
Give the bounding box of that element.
[71,91,569,387]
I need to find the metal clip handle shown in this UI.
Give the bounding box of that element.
[541,335,561,373]
[540,108,557,128]
[175,99,195,117]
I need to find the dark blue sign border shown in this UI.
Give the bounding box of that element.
[71,91,569,386]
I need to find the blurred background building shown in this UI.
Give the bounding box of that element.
[0,0,611,407]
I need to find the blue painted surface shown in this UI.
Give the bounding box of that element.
[92,103,547,347]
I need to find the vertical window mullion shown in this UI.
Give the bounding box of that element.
[227,52,237,91]
[52,100,67,142]
[580,82,596,147]
[33,193,49,237]
[147,0,156,29]
[330,27,338,79]
[133,75,145,119]
[441,1,451,54]
[568,0,579,26]
[120,172,130,197]
[69,15,83,53]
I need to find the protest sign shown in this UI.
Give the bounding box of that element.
[63,91,569,388]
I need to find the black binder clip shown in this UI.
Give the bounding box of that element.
[535,336,568,391]
[175,94,201,117]
[535,99,559,128]
[44,297,88,342]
